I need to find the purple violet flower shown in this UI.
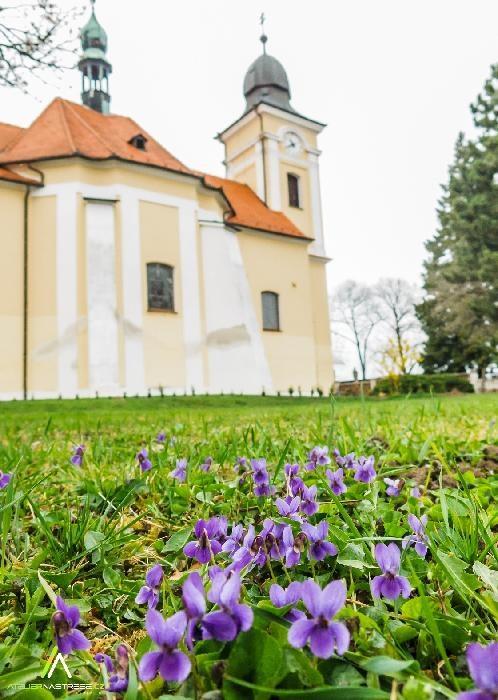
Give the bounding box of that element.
[250,458,275,497]
[135,564,163,609]
[234,456,247,472]
[305,446,331,471]
[0,471,12,489]
[402,514,428,558]
[326,467,347,496]
[270,581,304,623]
[136,448,152,472]
[300,484,318,516]
[285,463,304,496]
[156,431,166,443]
[222,524,245,556]
[371,543,411,600]
[138,609,191,683]
[203,569,253,641]
[275,495,302,520]
[95,644,129,693]
[182,572,208,649]
[52,596,91,655]
[353,456,376,483]
[282,526,307,567]
[184,518,223,564]
[384,477,403,497]
[261,518,285,559]
[170,458,187,482]
[333,448,355,469]
[411,486,422,498]
[456,642,498,700]
[302,521,338,561]
[200,456,213,472]
[70,444,85,467]
[288,579,350,659]
[230,524,267,571]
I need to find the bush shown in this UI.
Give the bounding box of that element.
[372,373,474,395]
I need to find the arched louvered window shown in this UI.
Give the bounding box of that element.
[147,263,174,311]
[261,291,280,331]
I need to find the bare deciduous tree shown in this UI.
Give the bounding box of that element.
[0,1,82,91]
[331,281,381,380]
[374,278,421,374]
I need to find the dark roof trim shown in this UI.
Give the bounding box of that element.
[217,101,326,140]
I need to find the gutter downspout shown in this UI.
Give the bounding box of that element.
[23,185,30,400]
[256,107,268,204]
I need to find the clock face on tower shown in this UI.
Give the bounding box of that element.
[283,131,302,156]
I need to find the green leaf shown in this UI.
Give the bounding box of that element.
[224,676,389,698]
[12,690,55,700]
[361,656,415,675]
[83,530,106,551]
[163,527,192,553]
[284,647,323,687]
[337,543,366,570]
[37,571,57,607]
[103,566,121,588]
[225,627,286,700]
[473,561,498,600]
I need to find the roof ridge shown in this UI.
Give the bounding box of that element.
[57,99,76,152]
[62,99,113,154]
[0,121,23,129]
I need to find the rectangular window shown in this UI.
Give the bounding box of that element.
[262,291,280,331]
[287,173,300,208]
[147,262,174,311]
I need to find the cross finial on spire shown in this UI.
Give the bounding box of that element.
[259,12,267,54]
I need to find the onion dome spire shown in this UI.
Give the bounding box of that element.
[242,14,296,114]
[78,0,112,114]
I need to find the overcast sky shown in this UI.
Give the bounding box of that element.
[1,0,496,377]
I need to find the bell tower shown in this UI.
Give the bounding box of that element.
[217,20,327,258]
[78,0,112,114]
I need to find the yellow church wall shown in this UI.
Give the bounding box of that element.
[279,160,313,237]
[233,162,258,193]
[27,195,58,392]
[261,112,319,151]
[40,160,199,202]
[139,200,186,390]
[0,185,24,394]
[309,258,333,391]
[237,230,317,392]
[223,118,261,161]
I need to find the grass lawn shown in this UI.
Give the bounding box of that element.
[0,393,496,699]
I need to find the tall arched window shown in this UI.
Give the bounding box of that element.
[261,291,280,331]
[147,263,174,311]
[287,173,300,208]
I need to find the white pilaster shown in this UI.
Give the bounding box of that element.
[56,189,78,396]
[120,193,145,393]
[179,205,204,390]
[254,141,265,200]
[267,138,282,211]
[308,153,326,256]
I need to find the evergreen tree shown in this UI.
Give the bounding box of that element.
[417,65,498,377]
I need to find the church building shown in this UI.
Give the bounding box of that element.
[0,5,333,399]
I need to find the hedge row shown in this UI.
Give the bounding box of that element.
[372,373,474,395]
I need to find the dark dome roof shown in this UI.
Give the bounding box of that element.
[81,10,108,53]
[243,51,296,113]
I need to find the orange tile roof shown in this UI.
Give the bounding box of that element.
[202,174,310,240]
[0,98,193,175]
[0,122,24,152]
[0,166,40,185]
[0,98,309,239]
